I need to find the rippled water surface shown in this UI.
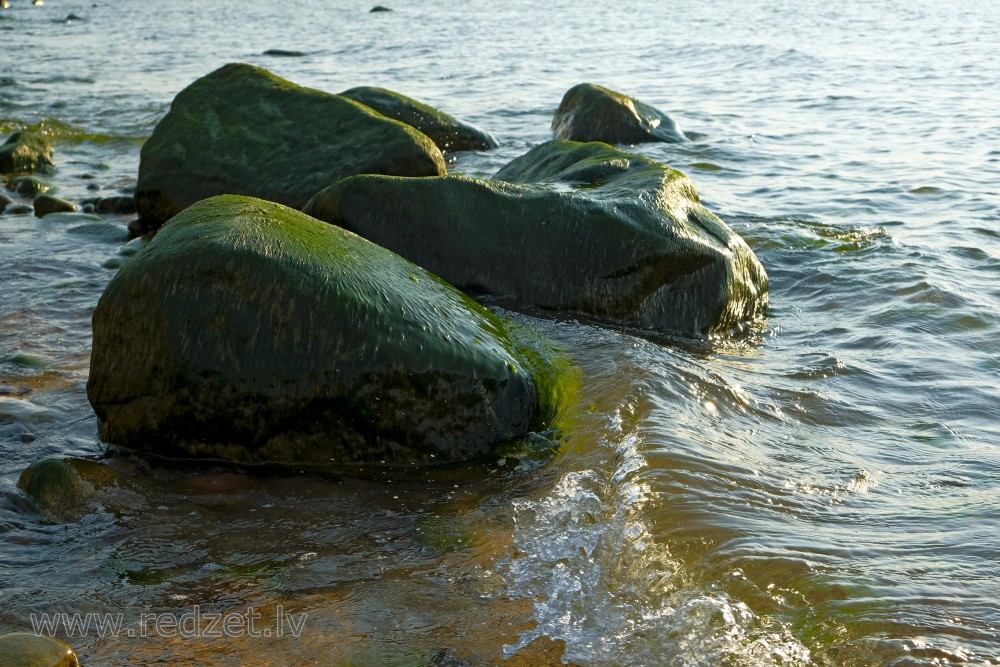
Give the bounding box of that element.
[2,0,999,665]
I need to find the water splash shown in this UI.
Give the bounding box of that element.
[501,404,811,666]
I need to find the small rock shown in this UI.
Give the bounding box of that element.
[18,457,93,512]
[0,420,32,440]
[83,195,135,215]
[119,235,149,257]
[7,175,53,196]
[262,49,304,57]
[0,633,79,667]
[33,194,78,217]
[127,217,152,238]
[0,191,12,209]
[370,5,392,11]
[93,194,136,215]
[18,456,135,521]
[82,203,95,213]
[0,131,55,174]
[66,221,130,243]
[3,203,33,215]
[552,82,686,144]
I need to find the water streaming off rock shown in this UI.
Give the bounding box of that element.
[1,0,999,664]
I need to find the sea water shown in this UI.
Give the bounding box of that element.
[1,0,998,664]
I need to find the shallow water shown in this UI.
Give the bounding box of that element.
[1,0,999,665]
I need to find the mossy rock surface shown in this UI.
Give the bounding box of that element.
[0,633,79,667]
[552,83,686,144]
[304,140,767,336]
[0,131,55,175]
[340,86,498,152]
[134,63,446,230]
[88,195,568,465]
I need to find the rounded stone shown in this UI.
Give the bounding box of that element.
[0,633,79,667]
[552,83,686,144]
[33,194,77,217]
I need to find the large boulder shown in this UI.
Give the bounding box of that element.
[339,86,498,152]
[88,195,567,466]
[0,131,54,174]
[133,63,447,231]
[552,83,686,144]
[304,140,767,336]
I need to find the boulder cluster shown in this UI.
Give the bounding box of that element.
[0,131,137,219]
[6,62,771,468]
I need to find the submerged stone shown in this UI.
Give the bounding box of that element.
[0,632,79,667]
[81,194,136,215]
[305,140,767,337]
[133,63,446,230]
[340,86,498,152]
[0,131,54,174]
[3,202,33,215]
[88,195,568,466]
[261,49,305,57]
[6,175,53,196]
[552,83,686,144]
[16,456,134,521]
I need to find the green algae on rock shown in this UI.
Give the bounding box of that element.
[133,63,446,231]
[88,195,569,466]
[552,83,686,144]
[0,633,79,667]
[0,131,54,174]
[339,86,498,152]
[17,456,138,521]
[304,140,767,337]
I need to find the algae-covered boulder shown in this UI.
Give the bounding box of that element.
[0,633,79,667]
[0,131,54,174]
[133,63,447,230]
[552,83,685,144]
[340,86,498,152]
[305,140,767,336]
[88,195,566,465]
